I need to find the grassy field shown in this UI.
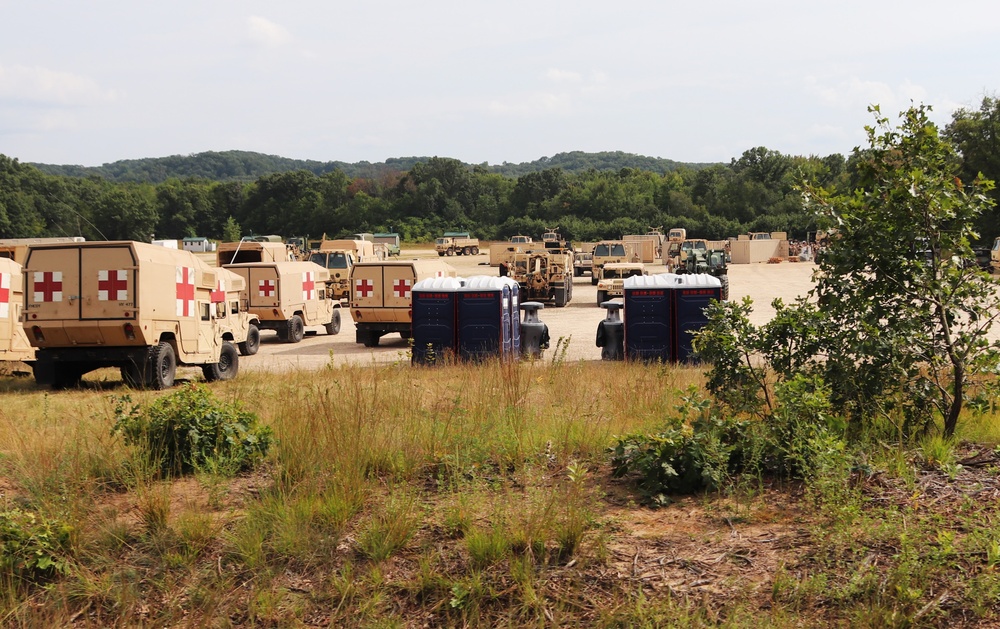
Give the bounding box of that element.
[1,358,1000,627]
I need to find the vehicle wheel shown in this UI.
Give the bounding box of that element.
[591,276,598,286]
[554,288,567,308]
[203,341,239,382]
[32,359,55,386]
[597,290,607,306]
[120,362,144,388]
[719,275,730,301]
[238,324,260,356]
[285,315,305,343]
[472,247,479,255]
[325,310,342,335]
[51,365,84,390]
[463,247,471,255]
[148,341,176,390]
[362,331,380,348]
[438,251,445,257]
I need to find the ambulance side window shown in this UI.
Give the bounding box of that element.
[230,300,239,315]
[200,302,211,321]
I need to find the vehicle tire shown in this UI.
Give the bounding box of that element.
[32,359,55,386]
[719,275,730,301]
[148,341,176,390]
[285,315,305,343]
[463,247,471,256]
[472,247,479,255]
[554,288,566,308]
[50,364,84,390]
[591,276,598,286]
[120,362,144,388]
[325,309,342,335]
[238,324,260,356]
[438,251,445,257]
[362,331,380,348]
[203,341,239,382]
[448,248,455,256]
[597,290,607,306]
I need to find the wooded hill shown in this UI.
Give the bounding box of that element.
[30,150,707,184]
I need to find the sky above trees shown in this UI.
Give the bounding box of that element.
[1,0,997,167]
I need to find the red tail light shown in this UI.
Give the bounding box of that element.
[31,326,44,342]
[123,322,136,340]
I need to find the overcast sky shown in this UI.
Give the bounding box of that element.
[1,1,997,168]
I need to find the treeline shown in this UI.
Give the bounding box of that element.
[3,97,998,244]
[29,150,698,184]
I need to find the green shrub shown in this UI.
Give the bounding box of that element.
[112,383,273,477]
[610,389,749,505]
[0,508,73,583]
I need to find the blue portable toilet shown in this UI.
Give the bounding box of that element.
[622,274,674,362]
[457,276,519,361]
[411,276,465,364]
[508,279,521,356]
[673,273,722,362]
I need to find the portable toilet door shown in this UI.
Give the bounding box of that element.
[508,278,521,355]
[457,276,508,361]
[622,274,673,362]
[411,276,464,364]
[673,273,722,363]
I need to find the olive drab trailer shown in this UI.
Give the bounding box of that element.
[0,258,34,364]
[349,259,457,347]
[223,261,341,342]
[23,241,244,389]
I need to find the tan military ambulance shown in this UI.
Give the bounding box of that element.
[349,259,457,347]
[23,241,246,389]
[212,267,263,357]
[0,258,34,364]
[217,239,290,265]
[223,260,341,342]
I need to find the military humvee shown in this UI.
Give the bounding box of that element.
[349,259,457,347]
[596,262,647,305]
[0,257,34,364]
[223,261,341,342]
[23,241,250,389]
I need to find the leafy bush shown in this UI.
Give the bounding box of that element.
[0,508,73,583]
[112,383,273,477]
[610,389,750,505]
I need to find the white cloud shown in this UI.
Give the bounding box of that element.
[0,64,118,106]
[246,16,292,48]
[488,92,573,116]
[804,75,932,114]
[545,68,582,83]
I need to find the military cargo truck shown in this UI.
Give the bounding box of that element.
[349,259,457,347]
[23,241,247,389]
[0,258,34,364]
[223,261,341,342]
[435,232,480,256]
[507,248,574,307]
[591,240,635,285]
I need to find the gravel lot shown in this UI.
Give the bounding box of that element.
[243,251,820,372]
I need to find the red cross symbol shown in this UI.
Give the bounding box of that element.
[34,271,63,303]
[0,272,9,318]
[98,269,128,301]
[258,279,276,298]
[355,279,374,298]
[393,278,412,299]
[175,266,195,316]
[302,271,316,301]
[211,278,226,303]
